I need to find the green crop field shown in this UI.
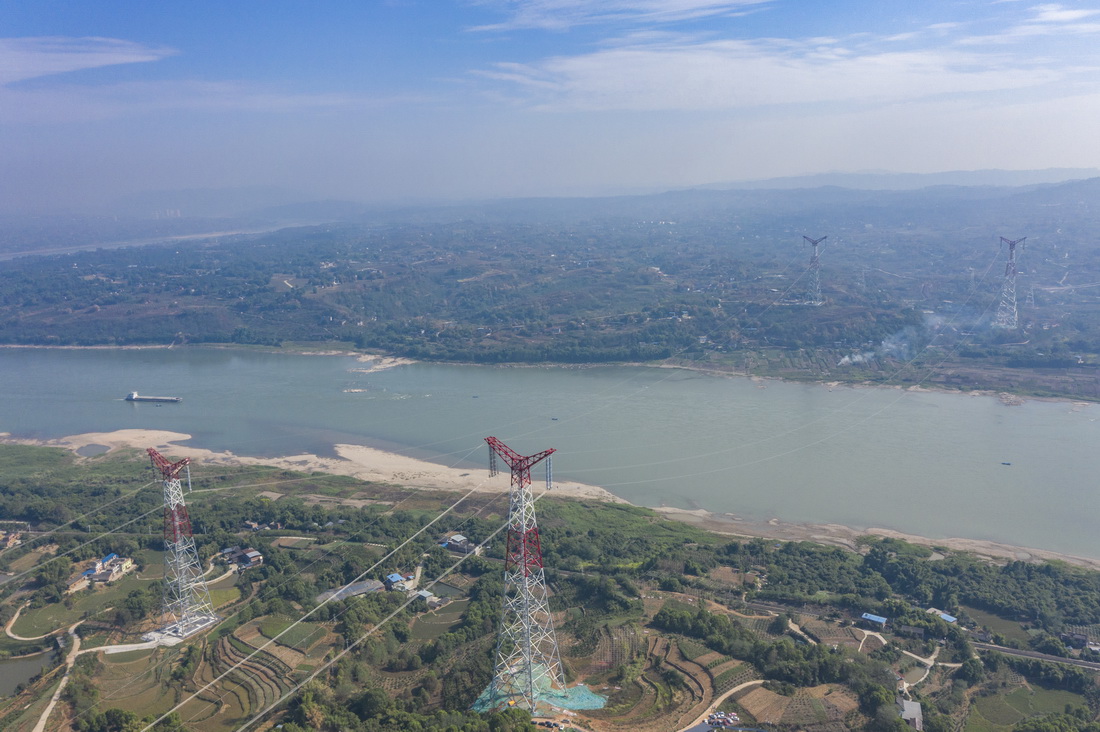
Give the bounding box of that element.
[968,685,1087,730]
[961,606,1031,644]
[13,575,144,637]
[410,599,468,640]
[259,615,326,651]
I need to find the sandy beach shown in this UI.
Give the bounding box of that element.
[6,427,1100,570]
[5,428,625,504]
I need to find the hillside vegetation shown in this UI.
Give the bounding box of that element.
[4,180,1100,398]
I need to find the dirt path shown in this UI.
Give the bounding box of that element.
[206,568,237,586]
[856,628,887,653]
[676,679,766,732]
[31,622,81,732]
[30,622,187,732]
[787,621,817,645]
[4,603,60,642]
[902,646,940,667]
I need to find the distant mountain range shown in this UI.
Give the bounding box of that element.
[707,168,1100,191]
[101,168,1100,221]
[2,170,1097,259]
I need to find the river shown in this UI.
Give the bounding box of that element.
[1,347,1098,559]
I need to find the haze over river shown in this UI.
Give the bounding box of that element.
[2,347,1098,558]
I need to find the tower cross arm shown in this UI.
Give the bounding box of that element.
[485,437,555,471]
[147,447,190,480]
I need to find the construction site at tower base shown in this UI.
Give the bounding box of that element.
[471,668,607,716]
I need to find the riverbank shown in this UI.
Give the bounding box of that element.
[650,360,1090,408]
[4,429,625,505]
[5,428,1098,572]
[4,341,1093,406]
[655,507,1100,573]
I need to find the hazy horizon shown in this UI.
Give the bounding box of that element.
[4,1,1100,214]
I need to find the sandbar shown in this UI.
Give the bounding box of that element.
[3,429,624,504]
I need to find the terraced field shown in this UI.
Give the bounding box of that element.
[800,619,863,650]
[87,646,180,719]
[570,624,647,677]
[586,636,743,732]
[736,685,791,723]
[205,633,295,724]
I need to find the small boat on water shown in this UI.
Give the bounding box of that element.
[125,391,182,403]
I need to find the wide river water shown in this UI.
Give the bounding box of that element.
[2,347,1098,558]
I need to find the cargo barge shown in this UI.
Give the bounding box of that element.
[125,391,182,403]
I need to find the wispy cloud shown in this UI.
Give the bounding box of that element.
[0,36,176,85]
[473,2,1100,112]
[469,0,772,31]
[0,79,423,124]
[476,35,1063,111]
[961,3,1100,42]
[1030,3,1100,23]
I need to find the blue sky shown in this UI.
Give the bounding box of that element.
[2,0,1100,212]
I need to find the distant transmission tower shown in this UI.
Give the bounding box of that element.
[147,448,218,638]
[803,235,827,305]
[482,436,564,713]
[994,236,1026,329]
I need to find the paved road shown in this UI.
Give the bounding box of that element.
[676,680,766,732]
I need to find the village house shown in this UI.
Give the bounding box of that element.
[243,520,282,532]
[66,553,134,594]
[219,546,264,570]
[860,612,888,630]
[384,573,407,591]
[440,533,480,555]
[897,698,924,730]
[92,553,134,582]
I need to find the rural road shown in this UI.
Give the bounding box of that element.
[676,679,766,732]
[4,603,60,642]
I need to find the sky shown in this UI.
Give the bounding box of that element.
[2,0,1100,212]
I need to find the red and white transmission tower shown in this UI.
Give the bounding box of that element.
[803,235,827,306]
[483,436,564,713]
[147,448,218,638]
[994,236,1026,329]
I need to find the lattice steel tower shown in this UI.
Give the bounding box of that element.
[483,436,564,713]
[148,448,218,637]
[994,236,1026,329]
[803,235,827,305]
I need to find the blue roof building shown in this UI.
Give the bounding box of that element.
[102,553,118,563]
[862,613,888,626]
[938,613,957,624]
